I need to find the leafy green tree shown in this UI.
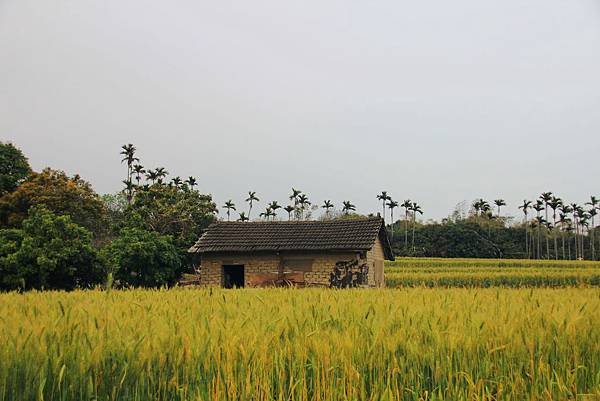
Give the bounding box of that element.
[0,142,32,196]
[103,228,181,287]
[0,168,106,233]
[0,207,104,290]
[124,184,216,252]
[237,212,249,222]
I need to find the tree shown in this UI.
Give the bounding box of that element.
[0,142,32,196]
[186,177,197,190]
[494,199,506,217]
[289,188,302,220]
[540,192,553,259]
[401,199,412,249]
[532,201,544,259]
[284,205,295,220]
[103,227,181,288]
[518,200,532,258]
[146,170,159,184]
[558,211,572,260]
[259,207,274,220]
[245,191,259,220]
[125,184,217,252]
[132,164,145,186]
[0,207,104,291]
[237,212,249,222]
[223,200,236,221]
[154,167,168,184]
[171,176,183,189]
[268,201,281,220]
[586,196,599,260]
[548,196,562,260]
[298,194,311,220]
[120,144,139,204]
[322,200,334,218]
[376,191,391,224]
[410,202,423,252]
[342,201,356,215]
[0,168,106,233]
[387,199,399,240]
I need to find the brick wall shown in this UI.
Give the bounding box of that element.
[197,248,385,288]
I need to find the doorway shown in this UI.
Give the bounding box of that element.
[222,265,245,288]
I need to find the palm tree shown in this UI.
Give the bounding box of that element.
[145,170,158,184]
[410,202,423,253]
[284,205,295,221]
[122,180,135,198]
[579,212,590,259]
[322,200,334,218]
[518,200,532,258]
[559,203,573,260]
[342,201,355,215]
[494,199,506,218]
[186,176,197,190]
[245,191,259,221]
[532,201,544,259]
[298,194,311,220]
[548,196,562,260]
[237,212,249,222]
[558,212,571,260]
[120,144,139,203]
[259,207,274,220]
[480,200,492,219]
[387,199,399,241]
[268,201,281,220]
[223,200,236,221]
[586,196,599,260]
[401,199,412,249]
[155,167,168,184]
[540,192,553,259]
[570,203,581,259]
[564,220,574,260]
[289,188,302,219]
[377,191,391,224]
[132,164,145,186]
[171,176,183,189]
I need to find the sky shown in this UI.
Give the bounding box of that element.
[1,0,599,222]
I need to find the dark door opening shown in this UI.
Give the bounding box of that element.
[223,265,245,288]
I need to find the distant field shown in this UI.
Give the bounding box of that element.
[1,288,598,401]
[385,257,600,287]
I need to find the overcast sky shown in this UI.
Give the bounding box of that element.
[1,0,599,221]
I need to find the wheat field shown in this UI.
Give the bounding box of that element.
[1,286,598,401]
[386,258,600,288]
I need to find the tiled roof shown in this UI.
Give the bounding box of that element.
[189,217,393,260]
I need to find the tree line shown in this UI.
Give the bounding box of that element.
[1,140,598,291]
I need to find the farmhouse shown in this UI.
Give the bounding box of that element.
[188,217,393,288]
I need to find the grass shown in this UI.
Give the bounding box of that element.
[1,287,599,401]
[385,258,600,288]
